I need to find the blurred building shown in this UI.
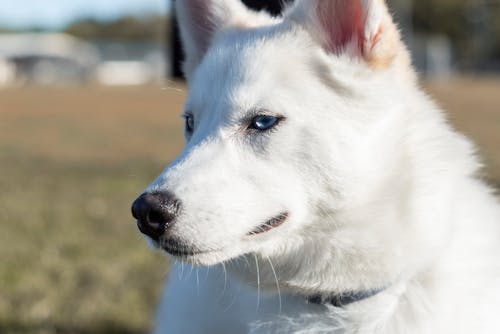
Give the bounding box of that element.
[0,57,16,86]
[95,42,166,86]
[0,32,166,87]
[0,33,99,86]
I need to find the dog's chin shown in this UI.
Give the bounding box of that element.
[146,236,239,265]
[163,246,243,266]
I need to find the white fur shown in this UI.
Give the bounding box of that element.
[142,0,500,333]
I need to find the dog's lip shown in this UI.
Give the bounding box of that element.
[248,212,289,236]
[162,241,218,257]
[163,245,202,257]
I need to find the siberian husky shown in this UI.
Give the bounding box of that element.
[131,0,500,332]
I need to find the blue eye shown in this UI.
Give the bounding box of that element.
[184,115,194,133]
[250,115,280,131]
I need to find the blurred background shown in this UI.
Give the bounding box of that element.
[0,0,499,333]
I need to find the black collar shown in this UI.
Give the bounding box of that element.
[307,288,387,308]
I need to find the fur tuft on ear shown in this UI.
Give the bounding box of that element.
[175,0,274,79]
[288,0,403,69]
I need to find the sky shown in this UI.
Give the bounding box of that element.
[0,0,170,29]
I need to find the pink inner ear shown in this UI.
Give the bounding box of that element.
[317,0,367,55]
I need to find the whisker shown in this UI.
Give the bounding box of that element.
[222,262,228,294]
[161,82,186,94]
[203,265,210,284]
[254,254,261,313]
[243,255,251,268]
[196,267,200,297]
[188,263,195,279]
[178,260,185,281]
[266,256,282,314]
[215,262,229,303]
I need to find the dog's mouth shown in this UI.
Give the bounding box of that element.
[159,212,289,258]
[161,238,208,257]
[162,244,203,257]
[248,212,289,236]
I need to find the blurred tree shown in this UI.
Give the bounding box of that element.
[410,0,500,69]
[65,16,168,42]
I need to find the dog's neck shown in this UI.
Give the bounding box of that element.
[227,252,394,306]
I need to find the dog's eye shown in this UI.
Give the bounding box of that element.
[250,115,280,131]
[184,115,194,133]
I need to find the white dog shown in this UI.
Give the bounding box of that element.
[131,0,500,333]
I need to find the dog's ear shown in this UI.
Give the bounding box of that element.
[176,0,270,79]
[288,0,402,69]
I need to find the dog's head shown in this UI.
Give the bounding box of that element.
[132,0,440,294]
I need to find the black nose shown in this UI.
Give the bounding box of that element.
[131,192,181,240]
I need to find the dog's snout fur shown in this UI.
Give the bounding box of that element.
[131,192,181,241]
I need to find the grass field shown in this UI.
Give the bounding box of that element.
[0,78,499,334]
